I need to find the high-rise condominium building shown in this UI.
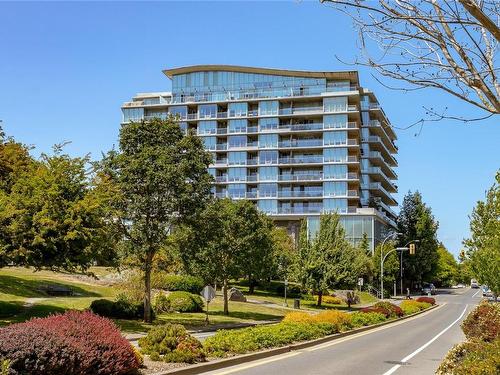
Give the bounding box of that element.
[121,65,398,251]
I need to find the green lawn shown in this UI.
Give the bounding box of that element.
[0,267,117,326]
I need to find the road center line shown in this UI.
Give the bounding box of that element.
[472,290,480,297]
[381,305,469,375]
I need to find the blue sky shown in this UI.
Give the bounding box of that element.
[1,1,498,257]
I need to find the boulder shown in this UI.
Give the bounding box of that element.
[229,287,246,302]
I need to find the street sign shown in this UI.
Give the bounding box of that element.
[201,285,216,302]
[409,243,416,255]
[358,277,364,286]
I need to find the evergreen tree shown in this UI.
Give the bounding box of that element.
[397,191,439,289]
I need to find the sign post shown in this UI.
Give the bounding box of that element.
[357,277,363,292]
[201,285,216,325]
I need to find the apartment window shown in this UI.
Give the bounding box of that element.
[198,104,217,119]
[198,121,217,135]
[259,150,278,164]
[228,184,246,198]
[169,106,187,118]
[228,135,247,148]
[258,199,278,214]
[259,118,279,131]
[324,114,348,129]
[324,97,347,112]
[259,183,277,197]
[259,166,279,181]
[229,119,247,133]
[122,108,144,122]
[203,137,216,151]
[324,165,347,179]
[228,152,247,166]
[259,100,279,116]
[323,181,347,197]
[259,134,278,149]
[323,198,347,213]
[228,167,247,181]
[324,131,347,145]
[179,122,188,134]
[208,168,216,178]
[228,102,248,117]
[324,148,348,162]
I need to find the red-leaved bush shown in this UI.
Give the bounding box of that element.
[360,306,392,318]
[0,310,140,375]
[416,296,436,305]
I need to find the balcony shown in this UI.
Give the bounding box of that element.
[278,190,323,198]
[247,175,258,182]
[214,159,228,166]
[278,206,323,214]
[216,144,227,150]
[278,173,323,181]
[246,159,259,166]
[278,122,323,132]
[215,176,228,183]
[279,139,323,148]
[279,156,323,165]
[217,128,228,134]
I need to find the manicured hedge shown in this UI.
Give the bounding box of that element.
[90,297,152,320]
[0,311,139,375]
[153,274,204,294]
[321,295,342,305]
[400,300,431,315]
[204,322,335,356]
[350,312,386,327]
[416,296,436,305]
[372,301,404,317]
[139,324,205,363]
[165,291,204,313]
[437,302,500,375]
[461,301,499,342]
[283,310,352,332]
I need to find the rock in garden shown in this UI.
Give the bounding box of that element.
[229,287,246,302]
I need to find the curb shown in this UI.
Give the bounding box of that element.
[148,304,439,375]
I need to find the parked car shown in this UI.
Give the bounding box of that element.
[482,285,493,297]
[471,279,480,288]
[421,283,437,295]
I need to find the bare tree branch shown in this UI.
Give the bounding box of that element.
[321,0,500,120]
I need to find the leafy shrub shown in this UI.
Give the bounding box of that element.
[400,300,431,315]
[275,284,302,297]
[350,312,386,327]
[416,296,435,305]
[0,311,139,375]
[153,293,171,314]
[138,324,205,363]
[373,302,404,318]
[90,296,152,319]
[284,310,351,332]
[165,291,204,313]
[321,295,342,305]
[204,322,335,356]
[153,274,204,294]
[360,306,392,318]
[461,301,500,342]
[436,339,500,375]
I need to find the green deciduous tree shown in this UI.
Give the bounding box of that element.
[0,143,113,271]
[101,118,213,322]
[397,191,440,289]
[177,199,274,315]
[271,227,297,282]
[432,244,458,287]
[297,213,367,306]
[464,171,500,296]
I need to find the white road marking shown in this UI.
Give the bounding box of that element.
[381,305,469,375]
[472,290,480,297]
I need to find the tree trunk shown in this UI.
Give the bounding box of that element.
[317,290,323,307]
[248,276,256,294]
[143,251,154,323]
[223,277,229,315]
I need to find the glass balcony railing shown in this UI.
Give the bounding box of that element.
[216,144,227,150]
[279,156,323,164]
[215,176,228,182]
[278,190,323,198]
[278,173,323,181]
[278,206,323,214]
[279,139,323,148]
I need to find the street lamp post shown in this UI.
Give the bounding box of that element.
[382,247,409,299]
[380,232,401,299]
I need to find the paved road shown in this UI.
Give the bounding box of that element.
[204,288,480,375]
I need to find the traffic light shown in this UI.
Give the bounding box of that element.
[409,243,416,255]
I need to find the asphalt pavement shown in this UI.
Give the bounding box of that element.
[203,287,479,375]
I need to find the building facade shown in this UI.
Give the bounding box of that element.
[122,65,398,251]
